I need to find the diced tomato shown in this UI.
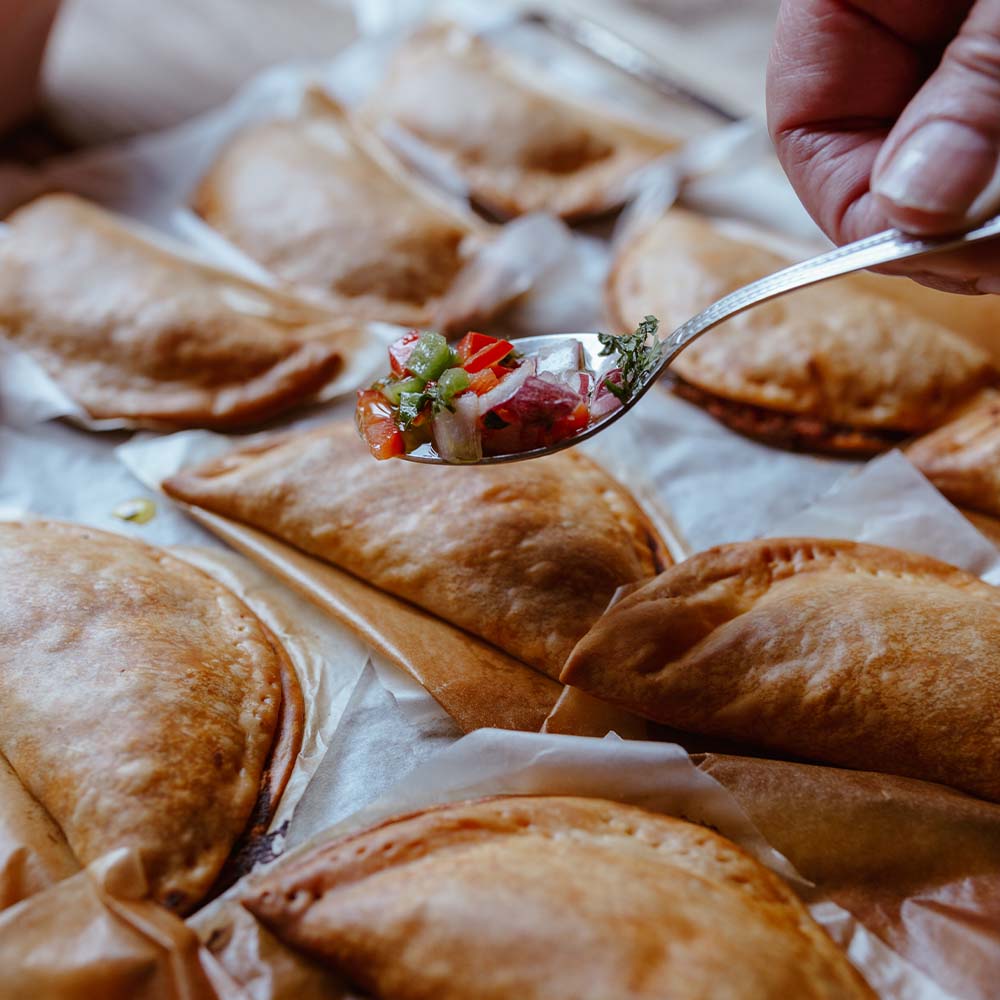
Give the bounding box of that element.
[463,338,514,373]
[455,331,498,364]
[365,420,405,460]
[389,331,422,376]
[547,400,590,442]
[356,389,405,460]
[490,364,513,378]
[468,368,500,395]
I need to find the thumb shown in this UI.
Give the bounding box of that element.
[872,0,1000,234]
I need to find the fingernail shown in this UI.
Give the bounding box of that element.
[977,276,1000,294]
[873,120,998,217]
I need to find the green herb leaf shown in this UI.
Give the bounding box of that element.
[597,315,662,402]
[397,391,428,429]
[395,380,461,430]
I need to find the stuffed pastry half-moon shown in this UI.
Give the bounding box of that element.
[0,193,359,429]
[362,23,681,220]
[242,795,873,1000]
[163,421,668,680]
[194,93,486,326]
[0,520,303,912]
[907,390,1000,518]
[607,210,996,454]
[563,538,1000,802]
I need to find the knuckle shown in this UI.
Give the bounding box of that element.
[947,32,1000,87]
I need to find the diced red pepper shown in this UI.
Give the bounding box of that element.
[455,331,498,364]
[389,331,422,377]
[463,338,514,373]
[356,389,405,460]
[468,368,500,395]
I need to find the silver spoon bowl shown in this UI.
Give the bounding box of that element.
[401,214,1000,465]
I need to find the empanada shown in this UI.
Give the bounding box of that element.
[362,23,680,220]
[0,520,303,912]
[563,538,1000,801]
[907,390,1000,517]
[242,796,872,1000]
[162,421,667,680]
[194,94,484,325]
[607,210,996,453]
[0,194,358,429]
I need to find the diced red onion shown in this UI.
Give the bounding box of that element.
[499,375,582,423]
[476,356,536,414]
[432,393,482,463]
[590,370,625,421]
[535,340,585,382]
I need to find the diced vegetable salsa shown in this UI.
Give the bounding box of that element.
[356,323,659,463]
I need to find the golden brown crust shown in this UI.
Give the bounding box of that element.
[361,23,678,220]
[671,377,907,456]
[607,211,996,444]
[563,537,1000,801]
[0,520,296,912]
[163,421,666,679]
[0,193,359,429]
[194,94,482,325]
[243,795,872,1000]
[907,390,1000,516]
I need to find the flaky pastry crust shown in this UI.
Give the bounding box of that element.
[194,93,484,325]
[564,537,1000,801]
[0,194,357,429]
[361,23,679,220]
[0,520,301,911]
[607,211,995,447]
[243,795,873,1000]
[163,421,666,679]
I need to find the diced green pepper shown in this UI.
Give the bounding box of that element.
[380,376,425,405]
[437,367,470,403]
[406,332,454,382]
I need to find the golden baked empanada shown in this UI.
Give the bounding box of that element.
[0,520,303,912]
[0,194,358,429]
[607,210,996,453]
[362,23,680,220]
[907,390,1000,517]
[163,421,667,679]
[563,538,1000,801]
[194,94,484,325]
[243,796,872,1000]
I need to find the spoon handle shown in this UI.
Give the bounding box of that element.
[659,215,1000,367]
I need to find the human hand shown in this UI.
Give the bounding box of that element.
[768,0,1000,293]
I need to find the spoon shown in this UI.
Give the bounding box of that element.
[402,214,1000,465]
